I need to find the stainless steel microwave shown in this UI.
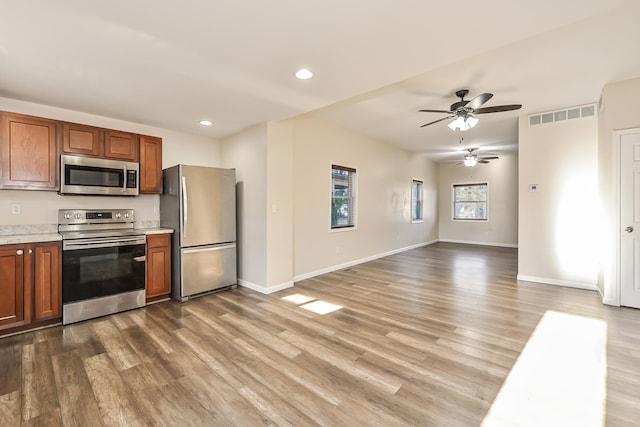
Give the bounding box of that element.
[60,154,139,196]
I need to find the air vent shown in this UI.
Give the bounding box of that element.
[528,103,597,126]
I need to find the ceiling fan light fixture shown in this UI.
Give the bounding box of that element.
[464,158,477,167]
[448,116,466,131]
[466,116,479,128]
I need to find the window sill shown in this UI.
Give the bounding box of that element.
[411,219,424,224]
[329,226,357,233]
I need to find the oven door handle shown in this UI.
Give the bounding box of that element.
[63,237,146,251]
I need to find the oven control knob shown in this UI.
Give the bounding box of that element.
[124,212,129,218]
[115,213,122,218]
[74,213,82,219]
[64,213,71,220]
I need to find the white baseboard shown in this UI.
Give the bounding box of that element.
[516,274,597,291]
[238,279,294,295]
[439,239,518,248]
[294,240,438,282]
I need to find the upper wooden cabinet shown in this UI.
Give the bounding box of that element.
[63,123,139,162]
[1,110,161,193]
[63,122,102,157]
[139,135,163,194]
[104,130,138,162]
[0,112,59,190]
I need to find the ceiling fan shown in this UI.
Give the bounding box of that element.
[419,89,522,130]
[445,148,499,167]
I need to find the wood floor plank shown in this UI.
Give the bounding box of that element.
[21,341,59,422]
[83,353,146,426]
[2,242,640,425]
[0,391,21,427]
[50,350,103,427]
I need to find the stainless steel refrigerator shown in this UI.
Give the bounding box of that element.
[160,165,237,301]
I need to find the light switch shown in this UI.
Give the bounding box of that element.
[11,203,21,215]
[529,184,539,192]
[272,204,277,213]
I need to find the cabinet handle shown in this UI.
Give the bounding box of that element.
[16,250,23,255]
[28,249,33,254]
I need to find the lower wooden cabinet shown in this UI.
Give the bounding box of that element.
[33,243,61,321]
[0,245,28,330]
[146,234,172,302]
[0,241,61,334]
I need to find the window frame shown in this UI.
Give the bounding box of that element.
[452,182,489,222]
[330,163,358,232]
[411,178,424,223]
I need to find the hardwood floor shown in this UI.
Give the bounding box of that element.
[1,242,639,426]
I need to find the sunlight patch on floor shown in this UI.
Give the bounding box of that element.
[281,294,315,304]
[482,310,607,427]
[300,300,343,315]
[281,293,343,315]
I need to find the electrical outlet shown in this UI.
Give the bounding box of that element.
[10,203,21,215]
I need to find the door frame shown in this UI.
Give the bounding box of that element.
[610,127,640,306]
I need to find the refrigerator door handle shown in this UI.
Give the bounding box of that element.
[181,175,188,239]
[182,243,236,254]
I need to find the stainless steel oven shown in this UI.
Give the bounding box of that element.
[59,209,146,324]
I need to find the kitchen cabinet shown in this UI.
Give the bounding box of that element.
[63,123,139,162]
[0,241,61,334]
[0,245,29,330]
[146,234,172,302]
[104,129,138,161]
[139,135,163,194]
[62,122,102,157]
[0,112,59,190]
[33,243,61,321]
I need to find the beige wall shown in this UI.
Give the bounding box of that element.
[598,77,640,304]
[518,113,598,289]
[292,117,438,279]
[438,153,518,246]
[220,124,268,288]
[0,97,220,227]
[266,121,294,289]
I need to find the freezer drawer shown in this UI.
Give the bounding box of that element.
[179,243,237,299]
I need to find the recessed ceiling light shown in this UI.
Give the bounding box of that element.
[199,120,212,126]
[295,69,313,80]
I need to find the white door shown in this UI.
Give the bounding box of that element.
[620,130,640,308]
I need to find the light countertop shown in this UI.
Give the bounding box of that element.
[0,225,173,245]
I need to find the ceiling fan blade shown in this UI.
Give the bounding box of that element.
[418,109,453,114]
[474,104,522,114]
[478,156,499,160]
[420,116,454,128]
[466,93,493,110]
[477,160,490,164]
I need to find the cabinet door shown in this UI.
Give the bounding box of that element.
[62,122,102,157]
[139,135,163,194]
[0,112,58,190]
[104,130,138,161]
[0,246,29,330]
[146,234,172,301]
[33,242,61,321]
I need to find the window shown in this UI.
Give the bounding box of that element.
[453,183,488,221]
[331,164,357,229]
[411,179,423,222]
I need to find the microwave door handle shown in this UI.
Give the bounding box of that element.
[123,165,127,192]
[182,175,188,239]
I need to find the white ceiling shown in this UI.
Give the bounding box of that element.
[1,0,639,162]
